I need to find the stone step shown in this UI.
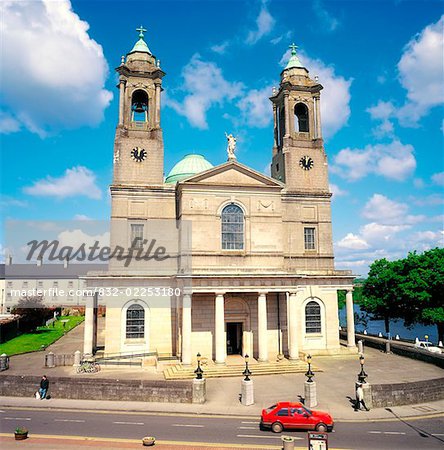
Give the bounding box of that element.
[164,362,320,380]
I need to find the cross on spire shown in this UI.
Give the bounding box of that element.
[136,25,147,39]
[289,43,298,55]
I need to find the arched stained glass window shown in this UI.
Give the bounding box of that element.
[305,301,321,333]
[126,304,145,339]
[221,204,244,250]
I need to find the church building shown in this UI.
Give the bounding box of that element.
[84,28,357,366]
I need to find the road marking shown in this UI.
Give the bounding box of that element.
[241,421,259,424]
[237,434,283,439]
[3,417,31,421]
[432,434,444,436]
[112,421,144,425]
[368,431,382,434]
[238,426,257,429]
[54,419,85,423]
[383,431,406,435]
[172,424,204,428]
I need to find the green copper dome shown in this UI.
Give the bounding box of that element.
[128,26,152,55]
[285,43,304,70]
[165,154,213,184]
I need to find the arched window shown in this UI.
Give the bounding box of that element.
[221,204,244,250]
[305,301,321,333]
[131,90,148,122]
[126,304,145,339]
[294,103,309,133]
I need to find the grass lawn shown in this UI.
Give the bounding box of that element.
[0,315,84,356]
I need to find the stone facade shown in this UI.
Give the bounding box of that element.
[84,31,356,366]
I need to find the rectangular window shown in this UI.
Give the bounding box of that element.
[130,224,144,249]
[304,227,316,250]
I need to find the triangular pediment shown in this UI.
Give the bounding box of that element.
[178,161,284,188]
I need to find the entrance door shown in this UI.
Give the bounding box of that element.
[226,322,242,355]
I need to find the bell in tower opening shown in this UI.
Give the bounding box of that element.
[131,90,148,122]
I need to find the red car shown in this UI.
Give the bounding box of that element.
[260,402,334,433]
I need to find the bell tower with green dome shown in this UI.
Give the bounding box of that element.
[112,26,165,186]
[270,44,329,195]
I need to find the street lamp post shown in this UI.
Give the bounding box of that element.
[305,354,314,383]
[358,354,368,383]
[243,354,252,381]
[194,352,203,380]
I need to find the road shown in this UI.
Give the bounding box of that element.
[0,406,443,449]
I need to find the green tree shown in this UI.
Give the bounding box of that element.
[399,248,444,343]
[361,258,404,334]
[12,296,53,331]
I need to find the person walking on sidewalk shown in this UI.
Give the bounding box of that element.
[39,375,49,400]
[354,383,369,411]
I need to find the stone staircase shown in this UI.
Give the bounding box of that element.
[163,359,321,380]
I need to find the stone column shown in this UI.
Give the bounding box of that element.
[284,93,290,137]
[346,289,356,347]
[92,293,98,351]
[83,295,94,355]
[181,293,192,365]
[118,79,125,126]
[288,292,299,360]
[272,103,278,149]
[155,83,161,126]
[215,292,225,364]
[257,292,268,362]
[315,96,322,139]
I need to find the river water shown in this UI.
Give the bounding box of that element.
[338,305,439,344]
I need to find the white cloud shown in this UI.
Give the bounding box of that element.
[246,1,275,45]
[409,193,444,207]
[1,0,112,136]
[332,140,416,181]
[362,194,425,225]
[367,101,395,121]
[431,171,444,186]
[211,41,229,54]
[165,54,244,129]
[24,166,102,200]
[73,214,92,221]
[329,183,348,198]
[360,222,410,244]
[57,229,110,251]
[237,86,272,127]
[312,0,339,32]
[336,233,369,250]
[397,15,444,125]
[367,16,444,131]
[0,111,21,134]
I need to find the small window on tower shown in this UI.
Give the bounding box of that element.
[131,90,149,122]
[295,103,309,133]
[304,227,316,250]
[130,224,144,249]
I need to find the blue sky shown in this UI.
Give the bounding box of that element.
[1,0,443,276]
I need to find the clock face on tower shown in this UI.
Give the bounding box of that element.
[299,155,314,171]
[131,147,147,162]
